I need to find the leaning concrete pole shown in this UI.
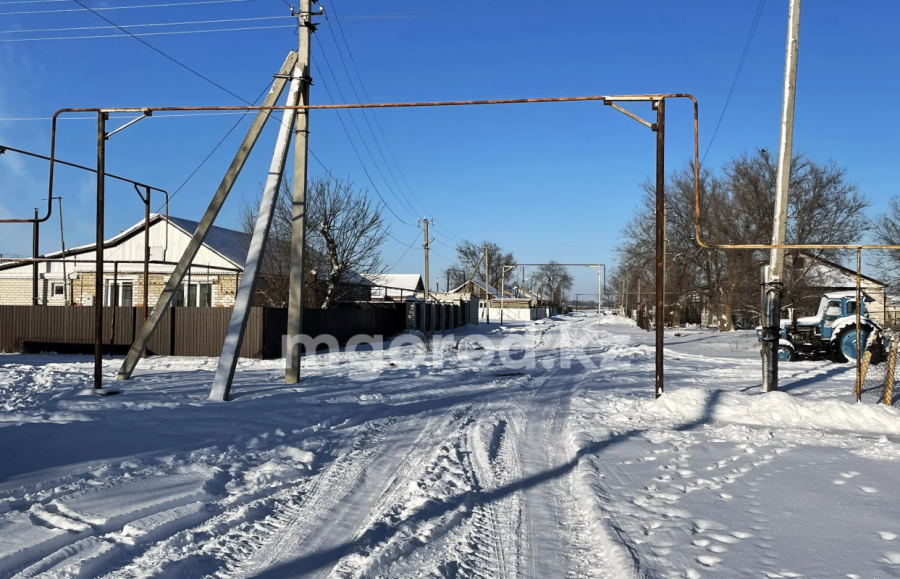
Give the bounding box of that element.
[209,69,303,402]
[763,0,801,392]
[117,52,299,380]
[285,0,314,384]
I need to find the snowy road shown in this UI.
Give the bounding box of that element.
[2,314,900,578]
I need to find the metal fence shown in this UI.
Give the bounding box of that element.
[0,304,409,359]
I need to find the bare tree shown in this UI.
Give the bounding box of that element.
[238,176,386,309]
[238,176,324,307]
[309,177,388,308]
[872,197,900,285]
[445,240,515,291]
[615,150,870,330]
[533,261,573,306]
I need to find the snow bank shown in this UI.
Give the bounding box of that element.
[650,388,900,436]
[598,316,637,327]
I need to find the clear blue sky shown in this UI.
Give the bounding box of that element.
[1,0,898,297]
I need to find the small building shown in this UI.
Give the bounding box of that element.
[361,273,425,300]
[0,214,245,307]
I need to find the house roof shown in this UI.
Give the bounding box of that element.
[165,216,249,267]
[801,252,884,286]
[450,279,510,298]
[359,273,424,292]
[0,214,249,272]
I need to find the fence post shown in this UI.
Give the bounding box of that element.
[885,340,898,405]
[857,349,872,400]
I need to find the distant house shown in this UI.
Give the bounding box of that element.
[360,273,425,300]
[0,214,246,307]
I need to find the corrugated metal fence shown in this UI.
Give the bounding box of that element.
[0,305,408,359]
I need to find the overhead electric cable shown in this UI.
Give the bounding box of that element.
[0,15,292,35]
[387,232,420,272]
[2,0,264,15]
[702,0,767,164]
[344,0,602,20]
[70,0,250,104]
[313,35,418,219]
[0,23,294,41]
[312,61,415,227]
[322,10,422,218]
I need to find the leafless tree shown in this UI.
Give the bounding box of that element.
[445,240,515,291]
[308,177,388,308]
[533,261,574,306]
[238,176,386,309]
[615,150,870,329]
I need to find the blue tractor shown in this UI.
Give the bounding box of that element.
[763,291,882,362]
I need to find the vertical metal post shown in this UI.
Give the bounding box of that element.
[654,98,665,398]
[32,208,39,306]
[500,265,505,325]
[764,0,802,392]
[94,111,106,389]
[57,197,67,305]
[285,0,314,384]
[117,52,299,381]
[856,247,862,402]
[143,187,151,324]
[485,244,490,324]
[110,261,118,344]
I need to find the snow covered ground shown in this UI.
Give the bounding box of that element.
[1,313,900,578]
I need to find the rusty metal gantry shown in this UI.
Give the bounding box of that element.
[43,93,695,395]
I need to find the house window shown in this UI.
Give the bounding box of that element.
[106,283,134,306]
[52,283,65,297]
[174,283,212,307]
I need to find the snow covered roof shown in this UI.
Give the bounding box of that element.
[801,253,883,287]
[823,290,875,303]
[359,273,424,292]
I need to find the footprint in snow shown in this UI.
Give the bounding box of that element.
[859,486,879,493]
[696,555,720,567]
[840,471,860,478]
[878,532,898,541]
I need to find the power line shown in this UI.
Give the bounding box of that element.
[344,0,603,20]
[701,0,767,165]
[387,232,420,272]
[0,23,294,41]
[0,15,292,35]
[70,0,250,104]
[1,0,264,15]
[312,60,415,227]
[313,34,419,219]
[327,1,468,244]
[154,81,274,212]
[322,9,422,218]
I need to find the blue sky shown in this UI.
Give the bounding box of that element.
[1,0,898,297]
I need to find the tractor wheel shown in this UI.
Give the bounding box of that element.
[832,324,871,363]
[777,343,796,362]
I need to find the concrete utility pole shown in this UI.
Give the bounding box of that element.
[117,53,300,382]
[762,0,801,392]
[421,218,433,350]
[209,70,304,402]
[285,0,318,384]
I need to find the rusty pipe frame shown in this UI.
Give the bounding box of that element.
[45,93,693,396]
[0,144,167,224]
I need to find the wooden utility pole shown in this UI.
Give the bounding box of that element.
[286,0,318,384]
[763,0,801,392]
[421,218,433,350]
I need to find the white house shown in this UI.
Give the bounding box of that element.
[360,273,425,300]
[0,214,247,307]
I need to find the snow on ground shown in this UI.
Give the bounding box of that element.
[1,313,900,578]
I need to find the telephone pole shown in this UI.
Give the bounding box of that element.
[762,0,801,392]
[421,218,434,350]
[285,0,319,384]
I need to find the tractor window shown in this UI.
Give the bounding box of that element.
[846,301,867,316]
[824,300,842,326]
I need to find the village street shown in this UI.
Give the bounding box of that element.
[1,314,899,578]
